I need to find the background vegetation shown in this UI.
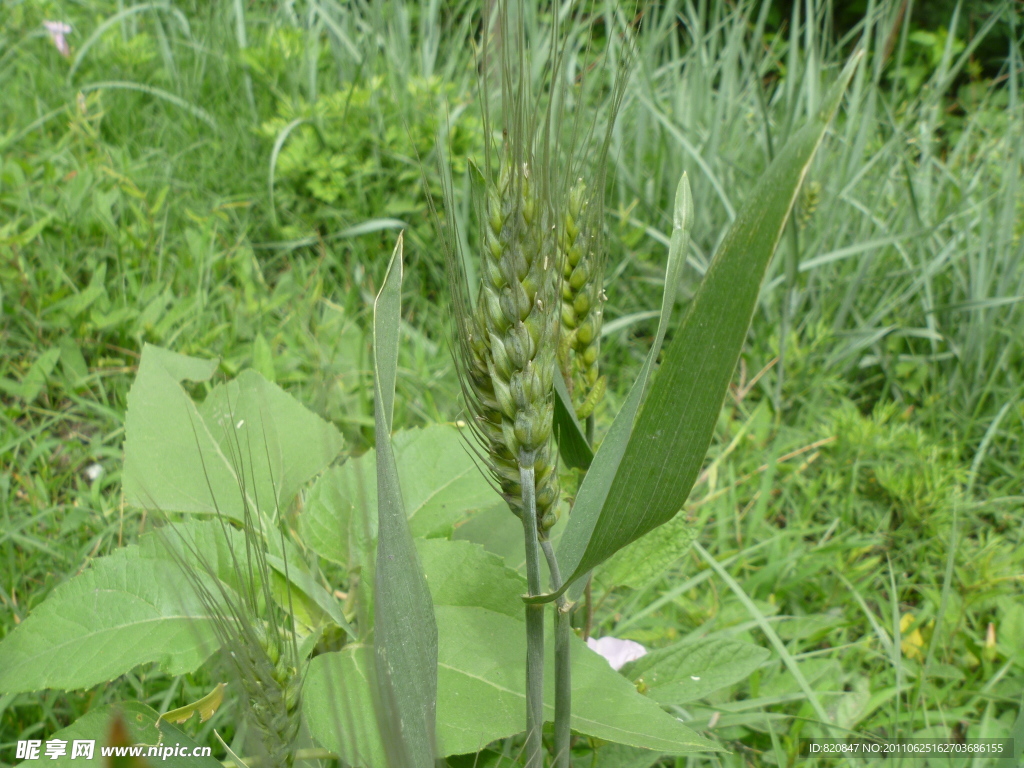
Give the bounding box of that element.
[2,0,1022,765]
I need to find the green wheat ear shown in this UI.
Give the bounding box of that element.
[458,149,562,536]
[164,520,302,768]
[558,178,607,420]
[159,419,303,768]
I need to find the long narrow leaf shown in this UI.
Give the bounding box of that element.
[556,174,693,604]
[372,234,438,767]
[529,52,863,605]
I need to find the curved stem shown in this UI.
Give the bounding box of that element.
[541,540,571,768]
[520,464,545,768]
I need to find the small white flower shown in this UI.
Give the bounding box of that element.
[43,21,72,58]
[83,463,104,482]
[586,636,647,671]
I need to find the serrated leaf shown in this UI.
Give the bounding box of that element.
[372,234,438,768]
[0,545,218,694]
[124,344,343,523]
[535,53,862,603]
[620,637,771,705]
[304,606,720,764]
[415,538,525,618]
[0,521,275,694]
[436,606,719,754]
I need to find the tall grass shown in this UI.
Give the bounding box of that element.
[602,0,1023,475]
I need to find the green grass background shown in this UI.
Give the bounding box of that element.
[1,0,1022,765]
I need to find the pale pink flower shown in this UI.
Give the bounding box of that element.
[586,636,647,671]
[43,21,72,58]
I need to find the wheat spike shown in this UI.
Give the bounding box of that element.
[458,151,562,535]
[558,178,607,420]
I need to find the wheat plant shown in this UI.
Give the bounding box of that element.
[438,4,862,765]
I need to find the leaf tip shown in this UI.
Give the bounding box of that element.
[673,173,693,234]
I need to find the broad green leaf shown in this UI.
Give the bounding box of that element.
[304,538,719,764]
[304,606,720,764]
[450,497,570,579]
[19,701,221,768]
[451,500,528,572]
[197,370,345,517]
[435,606,719,754]
[372,234,438,768]
[415,538,524,619]
[620,637,771,705]
[591,744,664,768]
[534,54,862,603]
[264,553,354,637]
[303,645,388,768]
[300,424,500,567]
[300,450,375,568]
[0,520,283,694]
[124,344,343,523]
[0,545,217,694]
[596,513,698,591]
[551,173,692,605]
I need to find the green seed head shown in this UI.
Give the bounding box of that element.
[557,178,607,420]
[451,151,563,536]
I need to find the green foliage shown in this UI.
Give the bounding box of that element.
[826,401,966,531]
[542,55,859,605]
[123,345,344,523]
[894,26,966,94]
[2,345,732,763]
[261,75,479,230]
[40,701,221,768]
[0,537,219,694]
[303,538,719,765]
[620,637,770,706]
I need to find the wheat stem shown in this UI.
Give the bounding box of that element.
[541,539,571,768]
[520,464,546,768]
